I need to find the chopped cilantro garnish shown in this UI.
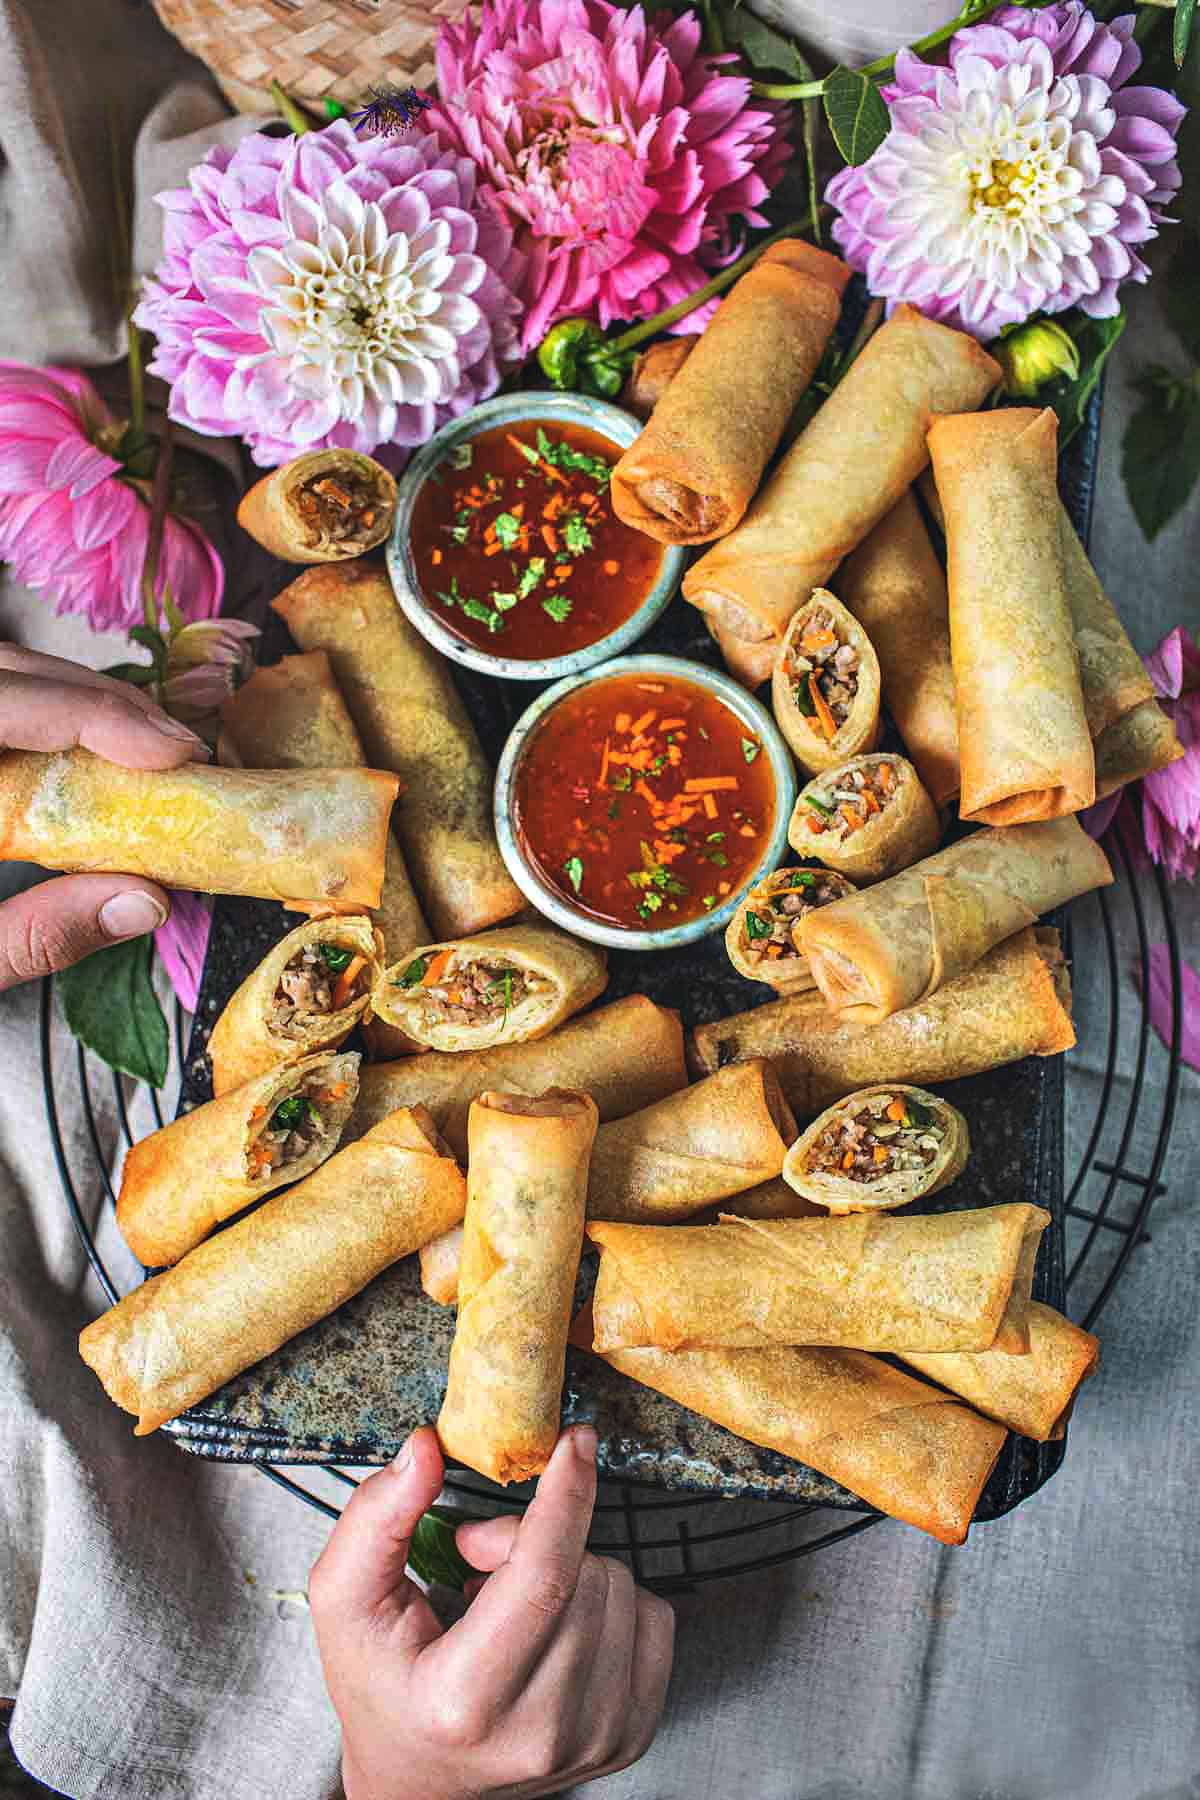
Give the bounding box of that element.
[651,754,666,773]
[703,846,729,868]
[534,428,611,488]
[563,855,584,894]
[543,594,573,624]
[450,442,474,469]
[744,910,773,942]
[669,827,689,845]
[449,508,472,545]
[698,725,709,741]
[435,577,466,610]
[562,514,592,556]
[742,737,761,763]
[397,956,429,989]
[607,798,621,820]
[612,768,633,792]
[515,437,542,466]
[462,597,505,633]
[706,831,725,843]
[485,971,514,1018]
[636,892,664,919]
[270,1095,313,1133]
[494,512,521,549]
[702,895,716,910]
[318,943,354,973]
[491,591,518,612]
[517,558,546,599]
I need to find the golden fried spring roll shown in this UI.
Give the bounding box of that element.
[611,241,848,546]
[928,408,1094,824]
[437,1090,598,1485]
[772,591,881,772]
[726,866,857,995]
[1095,698,1184,798]
[797,816,1112,1023]
[682,307,1000,662]
[788,753,940,884]
[838,491,961,807]
[573,1319,1006,1544]
[81,1107,465,1435]
[273,564,523,938]
[238,450,396,563]
[691,927,1074,1116]
[116,1051,360,1267]
[620,335,699,421]
[588,1203,1048,1354]
[708,616,777,691]
[371,923,607,1052]
[0,749,397,908]
[899,1302,1099,1442]
[782,1084,969,1212]
[208,915,383,1095]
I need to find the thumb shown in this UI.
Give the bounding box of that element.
[0,875,169,993]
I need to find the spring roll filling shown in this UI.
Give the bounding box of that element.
[636,476,720,536]
[785,607,861,741]
[809,1092,946,1183]
[392,954,547,1027]
[742,870,846,968]
[799,759,899,843]
[295,471,383,546]
[248,1071,347,1179]
[270,942,370,1039]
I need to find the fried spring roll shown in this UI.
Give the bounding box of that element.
[899,1302,1100,1442]
[797,816,1112,1023]
[772,590,881,772]
[371,923,607,1051]
[237,449,397,563]
[683,307,1000,664]
[0,749,397,908]
[691,927,1074,1116]
[782,1084,969,1213]
[81,1107,465,1435]
[116,1051,360,1267]
[611,241,848,546]
[273,564,523,938]
[620,336,699,421]
[437,1090,598,1485]
[1094,698,1184,798]
[726,866,857,995]
[788,753,940,884]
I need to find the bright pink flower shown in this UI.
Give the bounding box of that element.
[425,0,790,351]
[0,362,223,632]
[155,888,212,1014]
[1140,942,1200,1071]
[1140,627,1200,882]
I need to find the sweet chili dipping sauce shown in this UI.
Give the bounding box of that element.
[409,420,664,660]
[514,671,777,930]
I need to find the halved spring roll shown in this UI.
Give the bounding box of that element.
[772,590,881,773]
[898,1301,1100,1442]
[725,865,858,995]
[797,816,1113,1023]
[116,1051,360,1268]
[80,1107,465,1436]
[0,750,398,908]
[691,927,1074,1116]
[372,923,608,1052]
[237,449,397,563]
[619,335,699,422]
[437,1090,599,1485]
[788,753,940,884]
[588,1202,1048,1354]
[782,1084,969,1213]
[208,915,383,1095]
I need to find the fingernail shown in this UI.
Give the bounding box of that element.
[391,1438,415,1475]
[99,892,168,939]
[572,1424,598,1464]
[149,712,209,751]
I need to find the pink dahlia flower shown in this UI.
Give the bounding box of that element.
[135,123,525,467]
[0,363,223,633]
[827,2,1185,339]
[155,888,212,1015]
[424,0,790,352]
[1139,627,1200,882]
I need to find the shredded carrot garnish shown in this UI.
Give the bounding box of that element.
[603,560,619,575]
[805,814,827,835]
[800,630,838,653]
[809,675,838,741]
[631,709,657,736]
[554,564,573,579]
[249,1105,266,1122]
[886,1100,907,1122]
[659,718,686,731]
[615,712,631,734]
[636,683,666,693]
[317,1082,350,1101]
[634,779,659,810]
[484,541,503,557]
[878,762,895,792]
[421,948,455,987]
[598,737,611,788]
[332,955,367,1011]
[873,1146,890,1165]
[702,792,718,820]
[430,548,443,565]
[717,880,730,895]
[842,1150,856,1170]
[542,525,560,554]
[839,803,865,830]
[685,776,738,793]
[862,788,880,814]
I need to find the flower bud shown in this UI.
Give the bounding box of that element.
[994,318,1080,398]
[537,318,608,389]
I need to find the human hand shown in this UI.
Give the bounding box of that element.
[310,1425,675,1800]
[0,645,208,991]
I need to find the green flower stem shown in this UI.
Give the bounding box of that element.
[126,315,145,441]
[140,416,174,631]
[270,79,313,136]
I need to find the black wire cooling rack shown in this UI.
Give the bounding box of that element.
[42,813,1182,1593]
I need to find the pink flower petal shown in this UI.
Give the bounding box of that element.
[154,889,212,1014]
[1139,942,1200,1071]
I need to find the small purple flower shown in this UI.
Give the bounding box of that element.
[350,87,435,138]
[1140,627,1200,882]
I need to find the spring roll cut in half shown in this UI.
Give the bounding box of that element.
[81,1107,465,1436]
[620,336,699,421]
[789,753,940,885]
[797,816,1113,1023]
[372,924,608,1052]
[116,1052,360,1268]
[772,591,881,773]
[237,449,397,563]
[782,1085,969,1213]
[437,1090,599,1486]
[611,241,848,546]
[899,1302,1100,1442]
[0,751,397,908]
[726,866,858,995]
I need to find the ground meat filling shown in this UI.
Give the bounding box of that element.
[811,1092,945,1184]
[801,759,898,841]
[249,1077,338,1179]
[742,870,846,966]
[395,955,545,1028]
[296,471,383,546]
[786,607,861,740]
[270,943,368,1040]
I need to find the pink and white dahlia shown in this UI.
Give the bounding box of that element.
[135,123,525,467]
[424,0,790,351]
[827,3,1185,339]
[1140,627,1200,883]
[0,363,223,633]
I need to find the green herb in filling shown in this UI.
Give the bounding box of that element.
[397,956,429,989]
[744,910,773,941]
[270,1095,313,1133]
[805,794,836,818]
[318,943,354,974]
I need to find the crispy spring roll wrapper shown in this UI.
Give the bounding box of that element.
[237,449,397,563]
[782,1083,969,1213]
[371,922,607,1051]
[928,408,1094,824]
[208,915,383,1095]
[1095,698,1184,798]
[437,1090,599,1485]
[81,1107,465,1436]
[772,590,881,772]
[838,491,961,807]
[572,1316,1007,1545]
[691,927,1074,1115]
[798,816,1112,1023]
[611,242,848,546]
[588,1203,1048,1354]
[0,749,397,908]
[116,1051,360,1267]
[726,865,858,995]
[788,753,940,885]
[273,564,523,938]
[350,993,686,1160]
[899,1301,1100,1443]
[620,335,699,421]
[682,306,1000,659]
[709,616,777,692]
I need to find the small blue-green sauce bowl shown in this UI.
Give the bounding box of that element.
[386,391,686,682]
[494,654,798,951]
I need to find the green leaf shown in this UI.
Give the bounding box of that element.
[397,955,429,988]
[493,512,521,549]
[128,624,168,677]
[543,594,573,623]
[1122,380,1200,540]
[1037,311,1126,453]
[318,942,354,973]
[1164,230,1200,362]
[102,660,158,688]
[57,935,169,1087]
[271,1095,313,1133]
[1176,0,1197,67]
[722,7,811,78]
[562,514,592,556]
[741,736,761,763]
[822,65,891,167]
[407,1510,478,1590]
[517,558,545,599]
[744,909,773,941]
[563,855,584,893]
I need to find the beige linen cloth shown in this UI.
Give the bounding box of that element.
[1,4,1199,1798]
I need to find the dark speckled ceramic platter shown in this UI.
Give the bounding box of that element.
[163,344,1101,1522]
